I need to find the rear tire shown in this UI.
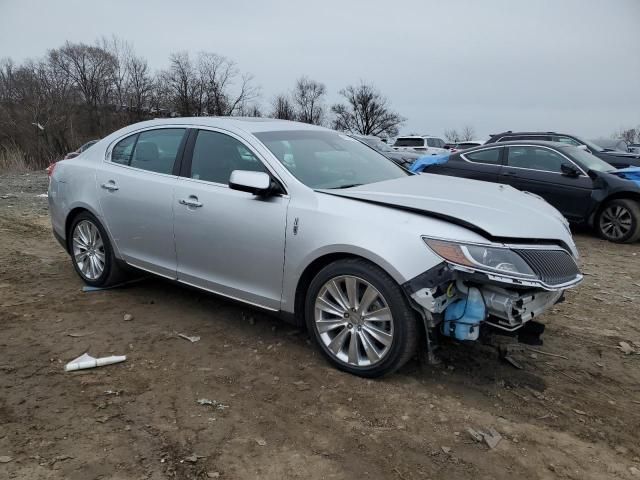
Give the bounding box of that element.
[68,211,127,287]
[595,199,640,243]
[305,258,418,378]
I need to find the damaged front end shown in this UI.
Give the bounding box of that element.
[404,237,582,349]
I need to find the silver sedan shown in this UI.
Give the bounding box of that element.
[48,118,582,377]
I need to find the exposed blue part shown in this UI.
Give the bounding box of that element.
[409,153,450,173]
[443,287,486,341]
[610,167,640,186]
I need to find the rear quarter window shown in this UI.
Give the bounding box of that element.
[463,148,502,164]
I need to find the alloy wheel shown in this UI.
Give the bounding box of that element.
[314,275,394,367]
[599,205,633,240]
[72,220,105,280]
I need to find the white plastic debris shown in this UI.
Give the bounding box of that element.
[178,333,200,343]
[35,193,48,198]
[64,353,126,372]
[197,398,228,410]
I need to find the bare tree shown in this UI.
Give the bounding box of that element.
[444,129,460,143]
[460,125,475,142]
[100,36,133,110]
[127,55,153,118]
[270,93,296,120]
[292,76,326,125]
[161,51,199,116]
[615,127,638,145]
[331,82,404,136]
[48,41,117,109]
[197,52,259,116]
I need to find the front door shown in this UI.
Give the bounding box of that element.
[499,145,593,221]
[97,128,187,278]
[173,129,289,310]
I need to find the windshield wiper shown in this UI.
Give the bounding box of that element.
[332,183,363,189]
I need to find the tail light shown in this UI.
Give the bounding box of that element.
[46,162,57,178]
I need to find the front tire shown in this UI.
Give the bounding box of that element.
[305,258,418,378]
[68,212,126,287]
[595,199,640,243]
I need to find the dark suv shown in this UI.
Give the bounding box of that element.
[486,131,640,169]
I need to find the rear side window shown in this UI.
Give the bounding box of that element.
[464,148,502,164]
[111,129,186,174]
[190,130,266,184]
[130,129,185,174]
[507,146,565,172]
[394,138,424,147]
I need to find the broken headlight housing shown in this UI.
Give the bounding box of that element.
[423,238,536,279]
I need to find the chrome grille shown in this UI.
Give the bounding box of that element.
[514,249,580,286]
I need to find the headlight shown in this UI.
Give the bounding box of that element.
[423,238,536,279]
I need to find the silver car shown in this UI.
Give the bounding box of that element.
[48,118,583,377]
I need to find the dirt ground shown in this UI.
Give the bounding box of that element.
[1,171,639,480]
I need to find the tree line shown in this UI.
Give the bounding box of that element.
[0,36,405,170]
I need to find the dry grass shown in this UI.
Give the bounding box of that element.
[0,145,30,173]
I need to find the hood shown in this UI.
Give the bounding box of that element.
[604,150,640,159]
[319,174,573,245]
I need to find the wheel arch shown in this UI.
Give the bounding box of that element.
[291,251,407,327]
[590,192,640,225]
[64,205,122,259]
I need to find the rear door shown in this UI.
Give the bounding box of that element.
[97,127,187,278]
[173,128,289,310]
[499,145,593,221]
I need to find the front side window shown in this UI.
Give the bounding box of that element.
[256,130,407,189]
[190,130,266,184]
[464,148,502,164]
[507,146,566,172]
[130,129,185,174]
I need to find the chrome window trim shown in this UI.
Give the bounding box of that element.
[104,124,289,193]
[502,144,588,177]
[459,146,503,167]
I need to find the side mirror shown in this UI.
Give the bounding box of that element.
[560,163,580,178]
[229,170,273,196]
[576,144,591,153]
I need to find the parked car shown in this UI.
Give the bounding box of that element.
[64,139,99,159]
[392,135,447,155]
[451,140,485,152]
[348,133,420,168]
[47,139,99,177]
[591,138,629,153]
[485,131,640,168]
[411,140,640,243]
[49,118,582,377]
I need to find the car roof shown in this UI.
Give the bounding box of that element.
[460,139,575,152]
[113,116,329,135]
[489,131,574,138]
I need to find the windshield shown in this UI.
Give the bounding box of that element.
[574,136,604,153]
[255,130,408,189]
[361,136,394,152]
[562,146,614,172]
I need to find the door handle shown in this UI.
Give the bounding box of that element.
[503,171,518,177]
[179,196,203,208]
[101,182,119,191]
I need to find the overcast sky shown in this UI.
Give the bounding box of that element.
[1,0,639,139]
